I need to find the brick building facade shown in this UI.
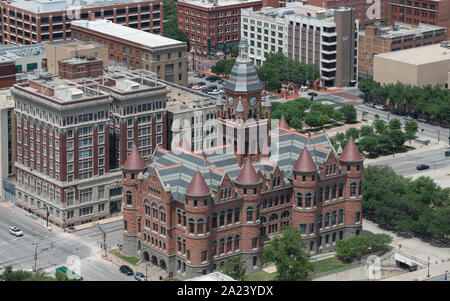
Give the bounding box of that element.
[390,0,450,38]
[177,0,262,56]
[71,19,188,86]
[358,22,447,77]
[121,39,364,279]
[0,0,162,45]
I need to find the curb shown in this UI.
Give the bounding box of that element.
[69,216,123,233]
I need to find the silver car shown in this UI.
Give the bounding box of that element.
[134,272,148,281]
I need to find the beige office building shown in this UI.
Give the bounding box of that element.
[45,40,108,75]
[373,41,450,89]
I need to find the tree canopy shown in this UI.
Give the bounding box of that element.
[221,256,247,281]
[336,234,393,262]
[262,226,314,281]
[363,165,450,240]
[211,59,235,76]
[163,0,190,50]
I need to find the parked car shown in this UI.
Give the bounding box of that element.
[417,118,427,123]
[208,89,221,95]
[403,115,413,121]
[374,104,385,110]
[119,265,134,276]
[202,86,208,93]
[191,85,203,91]
[9,226,23,237]
[218,79,224,84]
[207,85,218,92]
[134,272,148,281]
[206,75,219,82]
[197,73,205,78]
[445,150,450,157]
[365,102,374,108]
[416,164,430,170]
[197,82,206,86]
[187,83,197,89]
[194,73,200,77]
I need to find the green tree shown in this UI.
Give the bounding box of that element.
[163,0,189,50]
[332,110,344,122]
[231,46,239,58]
[388,119,402,130]
[388,129,407,150]
[0,266,58,281]
[340,105,357,124]
[290,117,303,130]
[373,119,386,134]
[360,125,374,137]
[211,59,236,76]
[221,256,247,281]
[263,227,314,281]
[336,234,392,262]
[358,135,379,155]
[404,120,418,142]
[345,128,360,140]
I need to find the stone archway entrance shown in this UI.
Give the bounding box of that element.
[151,255,158,266]
[160,260,167,271]
[143,251,150,262]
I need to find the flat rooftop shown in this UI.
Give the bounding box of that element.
[250,3,334,22]
[48,40,107,51]
[71,20,184,49]
[178,0,261,8]
[0,44,45,59]
[3,0,154,13]
[166,85,214,114]
[375,42,450,65]
[360,22,447,38]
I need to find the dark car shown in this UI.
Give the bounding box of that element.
[445,150,450,157]
[218,79,224,84]
[206,75,218,82]
[119,265,134,276]
[417,118,427,123]
[196,82,206,86]
[197,73,205,78]
[207,85,218,91]
[416,164,430,170]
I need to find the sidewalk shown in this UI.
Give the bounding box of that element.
[70,215,123,232]
[105,251,160,281]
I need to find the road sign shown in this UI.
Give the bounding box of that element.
[97,226,105,234]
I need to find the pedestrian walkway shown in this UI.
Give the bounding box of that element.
[71,215,123,232]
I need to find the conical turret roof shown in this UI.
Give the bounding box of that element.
[123,145,147,171]
[293,147,317,172]
[186,172,210,196]
[340,138,363,162]
[279,115,290,129]
[235,159,260,185]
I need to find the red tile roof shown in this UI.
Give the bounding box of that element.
[186,172,210,196]
[279,115,290,130]
[123,146,147,171]
[293,148,317,172]
[340,139,363,161]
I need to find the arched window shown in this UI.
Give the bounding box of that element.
[318,214,323,229]
[339,183,344,198]
[260,216,267,223]
[332,211,336,226]
[305,193,311,208]
[206,217,210,233]
[219,239,225,254]
[227,237,233,252]
[234,235,240,250]
[281,210,290,219]
[212,213,217,229]
[325,186,330,201]
[177,237,181,252]
[339,209,343,224]
[198,218,204,234]
[325,213,329,227]
[227,209,233,224]
[213,241,218,256]
[246,207,253,222]
[263,199,267,209]
[220,211,225,226]
[350,182,357,197]
[297,193,303,208]
[234,208,240,223]
[332,185,337,199]
[318,188,323,204]
[189,218,195,234]
[126,191,132,205]
[269,213,278,221]
[277,176,281,186]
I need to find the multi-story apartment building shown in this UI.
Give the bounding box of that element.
[177,0,263,56]
[307,0,390,29]
[121,39,364,279]
[0,88,15,201]
[0,56,16,88]
[359,22,447,77]
[0,0,163,45]
[390,0,450,38]
[241,4,359,87]
[71,19,188,86]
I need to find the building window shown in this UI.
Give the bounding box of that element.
[350,183,357,197]
[126,191,132,205]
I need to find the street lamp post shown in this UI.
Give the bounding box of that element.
[437,130,440,142]
[32,243,37,271]
[427,256,430,278]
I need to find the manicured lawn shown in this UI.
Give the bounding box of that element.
[109,250,140,266]
[312,257,358,275]
[245,270,277,281]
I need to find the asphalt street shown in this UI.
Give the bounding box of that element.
[366,147,450,177]
[0,204,134,281]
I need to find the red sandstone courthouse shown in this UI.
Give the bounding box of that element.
[121,39,364,279]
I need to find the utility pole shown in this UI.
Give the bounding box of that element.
[46,207,49,228]
[427,256,430,278]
